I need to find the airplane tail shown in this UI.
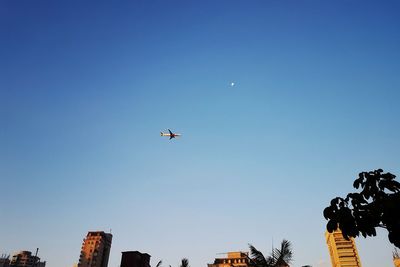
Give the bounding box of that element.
[160,132,164,136]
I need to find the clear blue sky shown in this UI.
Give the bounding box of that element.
[1,1,399,267]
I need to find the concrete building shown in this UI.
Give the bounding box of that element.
[120,251,150,267]
[208,252,250,267]
[9,251,45,267]
[393,248,400,267]
[78,231,112,267]
[394,258,400,267]
[325,230,362,267]
[0,254,10,267]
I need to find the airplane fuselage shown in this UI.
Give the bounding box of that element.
[160,130,181,139]
[161,133,181,137]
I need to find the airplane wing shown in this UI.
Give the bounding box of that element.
[168,129,173,135]
[169,135,173,140]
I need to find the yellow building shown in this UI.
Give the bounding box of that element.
[208,252,250,267]
[393,248,400,267]
[78,231,112,267]
[325,230,362,267]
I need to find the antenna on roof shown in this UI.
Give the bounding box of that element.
[33,248,39,267]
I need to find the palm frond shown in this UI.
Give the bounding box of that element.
[265,256,275,267]
[180,258,189,267]
[249,244,269,267]
[273,240,293,266]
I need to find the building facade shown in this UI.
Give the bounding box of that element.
[120,251,151,267]
[0,254,10,267]
[394,258,400,267]
[9,251,45,267]
[78,231,112,267]
[325,230,362,267]
[208,252,250,267]
[394,248,400,267]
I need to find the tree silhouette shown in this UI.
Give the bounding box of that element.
[249,239,293,267]
[323,169,400,248]
[155,260,162,267]
[180,259,189,267]
[167,258,189,267]
[394,248,400,260]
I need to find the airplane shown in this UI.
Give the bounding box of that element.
[160,129,181,140]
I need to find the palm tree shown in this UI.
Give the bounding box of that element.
[170,258,189,267]
[180,258,189,267]
[249,239,293,267]
[155,261,163,267]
